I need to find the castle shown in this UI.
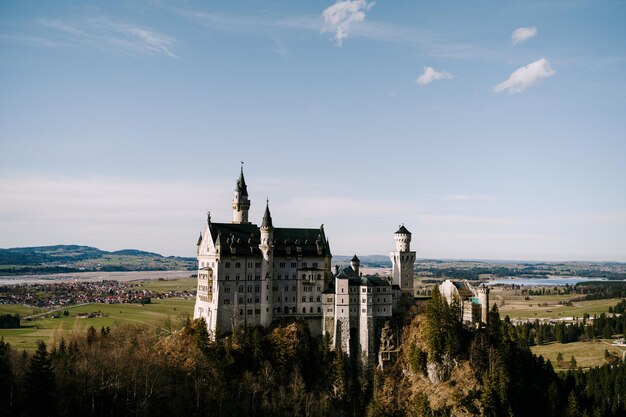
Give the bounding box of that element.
[193,168,416,369]
[439,279,490,325]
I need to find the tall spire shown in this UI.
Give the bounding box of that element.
[261,198,273,229]
[232,164,251,224]
[235,162,248,196]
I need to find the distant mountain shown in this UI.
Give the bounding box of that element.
[0,245,197,275]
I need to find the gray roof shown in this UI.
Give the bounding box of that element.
[235,169,248,196]
[206,222,330,258]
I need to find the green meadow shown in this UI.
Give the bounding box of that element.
[0,298,195,351]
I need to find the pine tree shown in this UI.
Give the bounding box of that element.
[425,285,445,362]
[0,338,14,416]
[24,341,56,417]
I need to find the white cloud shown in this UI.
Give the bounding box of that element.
[416,66,455,85]
[444,194,501,202]
[493,58,555,93]
[512,26,537,44]
[322,0,374,46]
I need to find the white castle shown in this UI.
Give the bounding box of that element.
[193,168,416,369]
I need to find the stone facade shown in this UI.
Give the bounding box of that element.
[321,256,400,372]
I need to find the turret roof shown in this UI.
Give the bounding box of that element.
[261,201,273,229]
[395,224,411,235]
[351,254,360,262]
[235,168,248,196]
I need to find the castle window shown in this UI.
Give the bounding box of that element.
[309,296,313,302]
[376,288,380,293]
[302,262,307,267]
[239,285,244,292]
[327,297,333,302]
[255,286,260,292]
[280,262,286,268]
[317,274,321,280]
[317,286,321,291]
[327,308,332,312]
[384,307,386,312]
[248,262,252,268]
[302,296,306,302]
[317,296,321,302]
[292,286,297,291]
[247,298,252,303]
[313,262,318,268]
[235,262,241,268]
[362,298,366,303]
[362,288,366,293]
[256,274,261,280]
[239,309,243,315]
[273,285,278,291]
[235,274,240,280]
[341,308,344,313]
[293,297,296,302]
[226,274,230,281]
[277,274,281,280]
[310,307,313,313]
[224,299,230,305]
[247,309,252,315]
[255,298,259,303]
[255,262,261,268]
[239,297,243,304]
[225,262,231,268]
[277,296,281,302]
[303,307,306,313]
[225,287,231,293]
[318,307,321,313]
[302,274,306,280]
[248,274,252,280]
[284,285,289,291]
[292,274,297,279]
[247,286,252,292]
[383,287,387,292]
[362,308,366,313]
[291,262,297,268]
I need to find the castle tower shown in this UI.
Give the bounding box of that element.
[390,224,416,293]
[333,271,351,356]
[259,200,274,327]
[477,284,490,325]
[232,166,251,224]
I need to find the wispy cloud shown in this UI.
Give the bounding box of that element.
[5,16,176,58]
[321,0,374,46]
[416,66,455,85]
[493,58,555,93]
[511,26,537,45]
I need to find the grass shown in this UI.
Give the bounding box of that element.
[531,339,625,370]
[130,277,197,292]
[0,298,195,351]
[0,304,45,317]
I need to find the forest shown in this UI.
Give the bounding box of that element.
[2,290,626,417]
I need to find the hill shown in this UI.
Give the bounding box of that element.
[0,245,196,275]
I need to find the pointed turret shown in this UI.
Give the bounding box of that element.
[232,165,251,224]
[235,166,248,196]
[261,199,273,229]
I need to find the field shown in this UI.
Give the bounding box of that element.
[130,277,197,292]
[532,340,625,370]
[0,298,195,351]
[490,288,621,320]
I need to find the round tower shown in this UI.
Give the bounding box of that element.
[394,224,411,252]
[232,166,251,224]
[259,200,274,327]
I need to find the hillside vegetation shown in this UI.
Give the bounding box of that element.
[0,245,196,275]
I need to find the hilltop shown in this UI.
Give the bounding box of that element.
[0,245,196,275]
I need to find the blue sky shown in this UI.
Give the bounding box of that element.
[1,0,625,261]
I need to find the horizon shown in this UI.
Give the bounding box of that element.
[1,1,625,262]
